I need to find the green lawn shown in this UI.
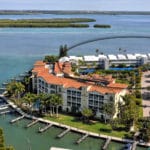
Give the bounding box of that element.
[44,114,128,138]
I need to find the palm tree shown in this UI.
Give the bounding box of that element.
[50,94,63,117]
[59,44,68,58]
[22,93,37,113]
[6,81,16,97]
[38,93,49,114]
[81,108,93,123]
[103,101,115,124]
[15,82,25,99]
[6,81,25,99]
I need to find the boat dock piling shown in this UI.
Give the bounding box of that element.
[38,123,53,133]
[76,133,88,144]
[102,137,111,150]
[10,115,24,123]
[132,141,138,150]
[57,128,70,138]
[26,119,39,128]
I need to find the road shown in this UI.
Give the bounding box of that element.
[141,71,150,117]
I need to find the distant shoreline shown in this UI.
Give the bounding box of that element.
[0,10,150,15]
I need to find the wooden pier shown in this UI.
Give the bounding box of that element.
[57,128,70,138]
[102,137,111,150]
[76,133,88,144]
[10,115,24,124]
[26,119,39,128]
[132,141,138,150]
[38,123,53,133]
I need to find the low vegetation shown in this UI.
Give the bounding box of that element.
[0,128,15,150]
[0,18,95,28]
[93,24,111,28]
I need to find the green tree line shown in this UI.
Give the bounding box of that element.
[0,18,96,28]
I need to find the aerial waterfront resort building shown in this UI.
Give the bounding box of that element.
[32,58,128,119]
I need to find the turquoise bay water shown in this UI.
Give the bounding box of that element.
[0,14,150,150]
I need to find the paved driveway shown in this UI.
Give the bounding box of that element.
[141,71,150,117]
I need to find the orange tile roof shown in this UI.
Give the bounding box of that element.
[80,74,115,84]
[54,62,63,74]
[107,83,128,89]
[32,61,127,94]
[32,61,46,73]
[34,61,45,66]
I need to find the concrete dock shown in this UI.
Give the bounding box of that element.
[26,119,39,128]
[39,123,53,133]
[57,128,70,138]
[76,133,88,144]
[10,115,24,123]
[102,137,111,150]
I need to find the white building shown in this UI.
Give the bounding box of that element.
[68,53,150,69]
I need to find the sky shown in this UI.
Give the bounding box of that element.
[0,0,150,11]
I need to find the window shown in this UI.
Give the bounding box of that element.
[59,87,61,92]
[94,101,98,106]
[72,97,76,102]
[67,102,71,106]
[77,98,81,103]
[67,96,71,101]
[67,90,71,95]
[45,83,48,87]
[51,90,55,94]
[45,88,48,93]
[94,95,98,100]
[77,92,81,97]
[77,104,81,108]
[89,94,93,99]
[51,85,56,89]
[72,91,76,96]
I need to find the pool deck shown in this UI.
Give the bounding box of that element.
[0,94,150,148]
